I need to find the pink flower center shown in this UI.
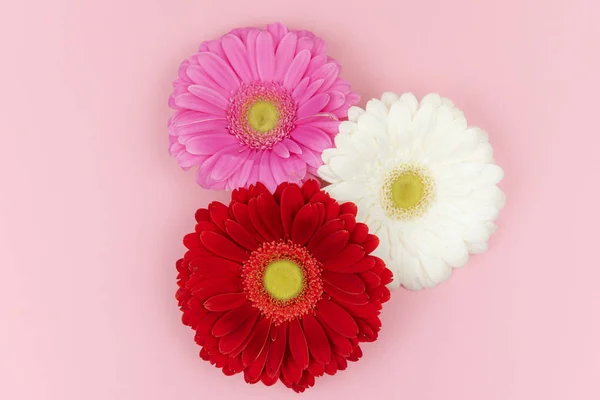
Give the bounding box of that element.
[242,240,323,325]
[227,82,297,149]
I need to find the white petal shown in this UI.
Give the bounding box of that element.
[329,155,365,180]
[347,106,365,122]
[339,120,357,134]
[381,92,399,108]
[326,181,365,202]
[365,98,389,120]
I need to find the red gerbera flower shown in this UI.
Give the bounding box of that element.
[175,180,392,392]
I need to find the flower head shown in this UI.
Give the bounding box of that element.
[168,23,359,191]
[319,93,505,290]
[175,180,391,392]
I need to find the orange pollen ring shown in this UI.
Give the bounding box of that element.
[242,240,323,325]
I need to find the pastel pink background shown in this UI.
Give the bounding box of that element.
[1,0,599,399]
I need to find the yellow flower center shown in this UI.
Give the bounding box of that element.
[382,164,434,220]
[247,101,279,133]
[263,259,304,301]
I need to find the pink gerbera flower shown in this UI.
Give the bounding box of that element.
[168,22,359,191]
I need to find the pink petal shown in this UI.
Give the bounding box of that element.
[296,144,323,168]
[185,65,227,96]
[323,91,346,113]
[201,40,226,59]
[274,32,297,81]
[176,152,207,169]
[188,85,229,110]
[270,154,289,185]
[295,114,338,134]
[197,144,241,188]
[258,151,277,191]
[291,125,332,152]
[284,50,311,90]
[228,151,256,189]
[282,138,303,154]
[186,133,240,155]
[296,37,314,54]
[296,79,324,104]
[291,77,310,101]
[256,31,275,82]
[272,142,290,158]
[297,93,330,119]
[305,54,327,76]
[245,29,260,80]
[176,125,228,140]
[171,111,224,128]
[222,34,254,83]
[266,22,288,44]
[313,63,340,93]
[211,148,251,181]
[174,93,226,117]
[197,52,240,93]
[281,155,307,181]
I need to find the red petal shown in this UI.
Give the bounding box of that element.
[248,198,275,241]
[317,299,359,338]
[265,323,287,378]
[322,244,365,272]
[242,317,271,366]
[200,231,248,262]
[324,359,338,375]
[195,312,223,343]
[302,314,331,364]
[322,271,365,294]
[224,220,260,251]
[188,256,241,278]
[210,353,228,368]
[288,319,309,369]
[248,182,271,200]
[314,202,326,228]
[302,179,320,201]
[339,213,356,233]
[335,354,348,371]
[291,203,319,245]
[260,370,279,386]
[195,221,221,234]
[195,208,210,222]
[273,182,289,203]
[204,293,248,312]
[212,303,254,337]
[257,193,284,239]
[309,230,349,261]
[362,234,379,254]
[348,345,362,362]
[349,222,368,243]
[281,353,303,385]
[191,278,241,300]
[360,271,381,289]
[280,184,305,237]
[231,188,249,204]
[356,318,378,342]
[307,357,325,377]
[316,315,353,357]
[341,302,382,319]
[208,201,230,231]
[330,255,377,274]
[183,233,201,249]
[244,341,269,384]
[227,355,244,374]
[339,202,357,216]
[323,282,369,305]
[231,202,263,241]
[310,192,339,221]
[219,308,260,354]
[307,219,345,250]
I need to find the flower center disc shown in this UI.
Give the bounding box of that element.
[390,172,425,210]
[242,241,323,324]
[247,101,279,133]
[382,164,434,220]
[263,259,303,301]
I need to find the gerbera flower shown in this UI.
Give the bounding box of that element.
[168,22,359,191]
[318,93,505,290]
[175,180,391,392]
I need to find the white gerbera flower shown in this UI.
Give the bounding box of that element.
[318,92,505,290]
